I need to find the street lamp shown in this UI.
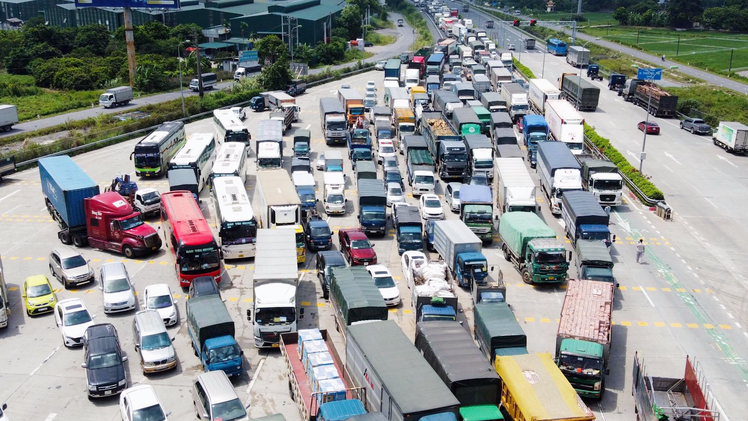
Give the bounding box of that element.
[177,41,187,117]
[634,64,678,174]
[574,40,592,111]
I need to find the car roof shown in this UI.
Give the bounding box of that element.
[387,182,402,190]
[318,250,346,266]
[58,298,86,312]
[134,310,167,334]
[87,334,120,355]
[309,219,329,227]
[196,371,237,404]
[122,385,160,410]
[422,194,439,200]
[25,275,51,286]
[447,182,462,190]
[86,323,117,341]
[366,265,390,275]
[53,247,82,259]
[145,283,171,297]
[342,229,368,239]
[101,262,128,280]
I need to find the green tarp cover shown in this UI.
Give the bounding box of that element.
[474,303,526,360]
[330,267,387,325]
[498,212,556,254]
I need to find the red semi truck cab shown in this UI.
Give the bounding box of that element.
[85,192,162,258]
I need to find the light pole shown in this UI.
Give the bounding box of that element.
[177,41,186,117]
[574,40,591,111]
[635,65,677,174]
[541,45,546,78]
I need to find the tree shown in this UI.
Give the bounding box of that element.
[240,22,249,49]
[613,7,629,25]
[140,21,171,43]
[256,35,287,64]
[170,23,204,43]
[667,0,703,27]
[134,62,168,92]
[74,24,111,56]
[259,60,292,90]
[337,5,363,40]
[701,7,725,29]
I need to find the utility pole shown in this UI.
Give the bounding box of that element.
[177,42,185,117]
[729,49,734,72]
[192,30,204,99]
[676,35,680,56]
[123,7,136,87]
[576,0,582,16]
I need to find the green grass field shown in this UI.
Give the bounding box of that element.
[582,27,748,74]
[528,11,615,26]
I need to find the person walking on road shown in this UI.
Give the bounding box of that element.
[662,54,666,62]
[636,239,645,263]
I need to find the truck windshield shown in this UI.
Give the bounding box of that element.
[327,120,347,131]
[463,205,492,223]
[398,231,422,243]
[139,191,160,204]
[119,214,144,231]
[535,251,566,263]
[350,107,365,116]
[211,398,247,421]
[581,231,609,242]
[208,344,241,363]
[559,353,603,376]
[529,133,546,144]
[311,226,331,237]
[327,194,344,204]
[142,332,171,350]
[422,314,456,322]
[474,159,493,169]
[467,262,487,277]
[255,307,295,325]
[443,153,467,162]
[566,142,584,152]
[352,149,372,160]
[295,142,309,153]
[400,125,416,133]
[178,245,220,275]
[512,104,529,113]
[99,94,111,102]
[362,209,386,223]
[584,267,614,283]
[508,205,535,213]
[593,179,623,190]
[258,158,281,168]
[220,221,257,245]
[299,193,316,204]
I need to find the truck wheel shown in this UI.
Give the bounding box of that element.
[59,231,72,245]
[72,234,86,247]
[123,245,135,259]
[502,245,510,261]
[521,268,532,285]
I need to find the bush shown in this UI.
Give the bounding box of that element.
[512,58,536,79]
[584,124,664,201]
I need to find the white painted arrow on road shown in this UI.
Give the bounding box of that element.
[664,152,682,165]
[717,155,738,168]
[627,150,640,163]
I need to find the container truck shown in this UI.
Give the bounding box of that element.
[256,119,284,169]
[498,212,569,284]
[450,107,482,137]
[566,46,591,67]
[490,68,512,92]
[357,179,387,235]
[495,144,523,159]
[393,205,424,254]
[280,329,366,421]
[494,158,536,214]
[561,190,613,246]
[464,134,494,181]
[338,89,366,126]
[559,73,600,112]
[39,156,161,256]
[320,98,348,145]
[433,220,489,287]
[632,352,725,421]
[472,74,491,94]
[99,86,133,108]
[415,321,502,420]
[618,78,642,102]
[545,99,585,154]
[255,169,301,233]
[521,114,549,166]
[403,135,436,196]
[634,82,678,118]
[556,279,613,399]
[329,266,388,337]
[494,353,595,421]
[346,321,461,421]
[433,90,463,117]
[186,295,244,376]
[500,83,529,123]
[384,59,402,87]
[537,141,582,214]
[580,158,623,206]
[459,185,494,243]
[0,104,19,132]
[474,302,527,363]
[528,78,560,115]
[480,92,506,113]
[420,111,467,180]
[713,121,748,153]
[575,240,615,284]
[249,228,299,348]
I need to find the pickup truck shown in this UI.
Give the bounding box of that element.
[186,295,244,377]
[270,107,294,134]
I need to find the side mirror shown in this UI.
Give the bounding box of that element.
[122,355,128,362]
[99,285,103,290]
[612,234,617,243]
[81,363,87,368]
[344,199,348,203]
[171,337,176,342]
[299,308,305,319]
[567,251,573,261]
[246,309,252,321]
[605,368,610,375]
[135,344,140,351]
[205,358,211,365]
[357,215,360,220]
[240,350,244,356]
[165,411,172,417]
[245,403,252,410]
[202,410,209,419]
[1,403,6,410]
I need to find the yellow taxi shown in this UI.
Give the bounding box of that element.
[22,275,57,316]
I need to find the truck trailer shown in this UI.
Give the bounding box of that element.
[561,190,613,246]
[500,83,529,123]
[529,79,561,115]
[537,142,582,214]
[559,73,600,112]
[329,266,388,338]
[255,169,302,230]
[634,82,678,118]
[545,100,585,155]
[499,212,569,284]
[474,302,527,363]
[494,158,536,214]
[0,104,19,132]
[566,46,591,67]
[712,121,748,153]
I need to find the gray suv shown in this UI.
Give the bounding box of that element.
[680,118,711,135]
[49,247,94,289]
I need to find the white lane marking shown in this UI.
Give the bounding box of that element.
[717,155,738,168]
[663,165,674,173]
[744,332,748,339]
[0,190,20,203]
[735,322,741,328]
[687,266,692,271]
[720,304,726,309]
[640,286,656,308]
[693,273,699,278]
[705,198,719,209]
[43,414,57,421]
[728,313,734,319]
[1,204,22,215]
[30,346,60,376]
[305,124,311,130]
[626,150,640,163]
[664,152,682,165]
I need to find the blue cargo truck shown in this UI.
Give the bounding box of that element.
[521,115,549,166]
[357,179,387,235]
[186,295,244,377]
[561,190,613,246]
[393,205,423,254]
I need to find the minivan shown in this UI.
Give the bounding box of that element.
[192,371,250,421]
[132,310,177,374]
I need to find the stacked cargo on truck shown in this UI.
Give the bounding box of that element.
[495,158,536,214]
[559,73,600,112]
[475,302,527,363]
[634,83,677,118]
[561,190,613,246]
[537,141,582,214]
[498,212,569,284]
[346,320,461,421]
[420,111,467,180]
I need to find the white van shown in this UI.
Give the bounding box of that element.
[323,172,346,215]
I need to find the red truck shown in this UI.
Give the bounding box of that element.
[39,156,162,258]
[338,228,377,266]
[410,56,426,79]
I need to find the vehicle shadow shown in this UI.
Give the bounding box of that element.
[0,281,24,338]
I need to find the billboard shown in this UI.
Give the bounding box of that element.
[75,0,181,9]
[637,68,662,81]
[239,50,259,68]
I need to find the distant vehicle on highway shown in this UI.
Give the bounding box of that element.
[680,117,711,135]
[638,121,660,135]
[398,19,404,26]
[375,60,387,71]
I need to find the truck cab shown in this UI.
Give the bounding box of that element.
[455,252,489,286]
[575,240,615,284]
[416,296,458,322]
[459,185,494,243]
[186,296,244,377]
[132,188,161,218]
[85,192,162,258]
[556,339,605,398]
[201,336,244,377]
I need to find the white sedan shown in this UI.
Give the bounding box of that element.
[366,81,377,93]
[54,298,94,347]
[401,250,427,287]
[120,385,171,421]
[420,194,445,220]
[366,265,401,307]
[143,284,179,327]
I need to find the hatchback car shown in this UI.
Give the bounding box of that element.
[83,323,128,398]
[120,385,171,421]
[143,284,178,327]
[49,247,94,289]
[386,182,406,207]
[680,117,711,135]
[445,182,462,212]
[55,298,95,347]
[315,250,347,299]
[366,265,401,307]
[100,262,136,314]
[638,121,660,134]
[420,194,445,220]
[22,275,56,316]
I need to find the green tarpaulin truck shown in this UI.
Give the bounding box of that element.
[498,212,569,284]
[474,302,527,364]
[329,266,388,341]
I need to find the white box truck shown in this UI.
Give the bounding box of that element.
[99,86,133,108]
[545,99,584,155]
[528,79,560,114]
[713,121,748,154]
[255,169,301,229]
[537,142,582,215]
[495,158,537,214]
[0,105,19,132]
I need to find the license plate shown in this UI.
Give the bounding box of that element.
[363,262,369,266]
[238,254,244,258]
[104,390,112,395]
[272,343,280,348]
[152,246,158,250]
[548,277,555,280]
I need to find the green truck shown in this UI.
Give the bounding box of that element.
[498,212,569,284]
[556,279,613,399]
[575,240,615,285]
[474,302,527,364]
[329,266,388,341]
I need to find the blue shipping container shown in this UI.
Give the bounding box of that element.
[39,156,99,229]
